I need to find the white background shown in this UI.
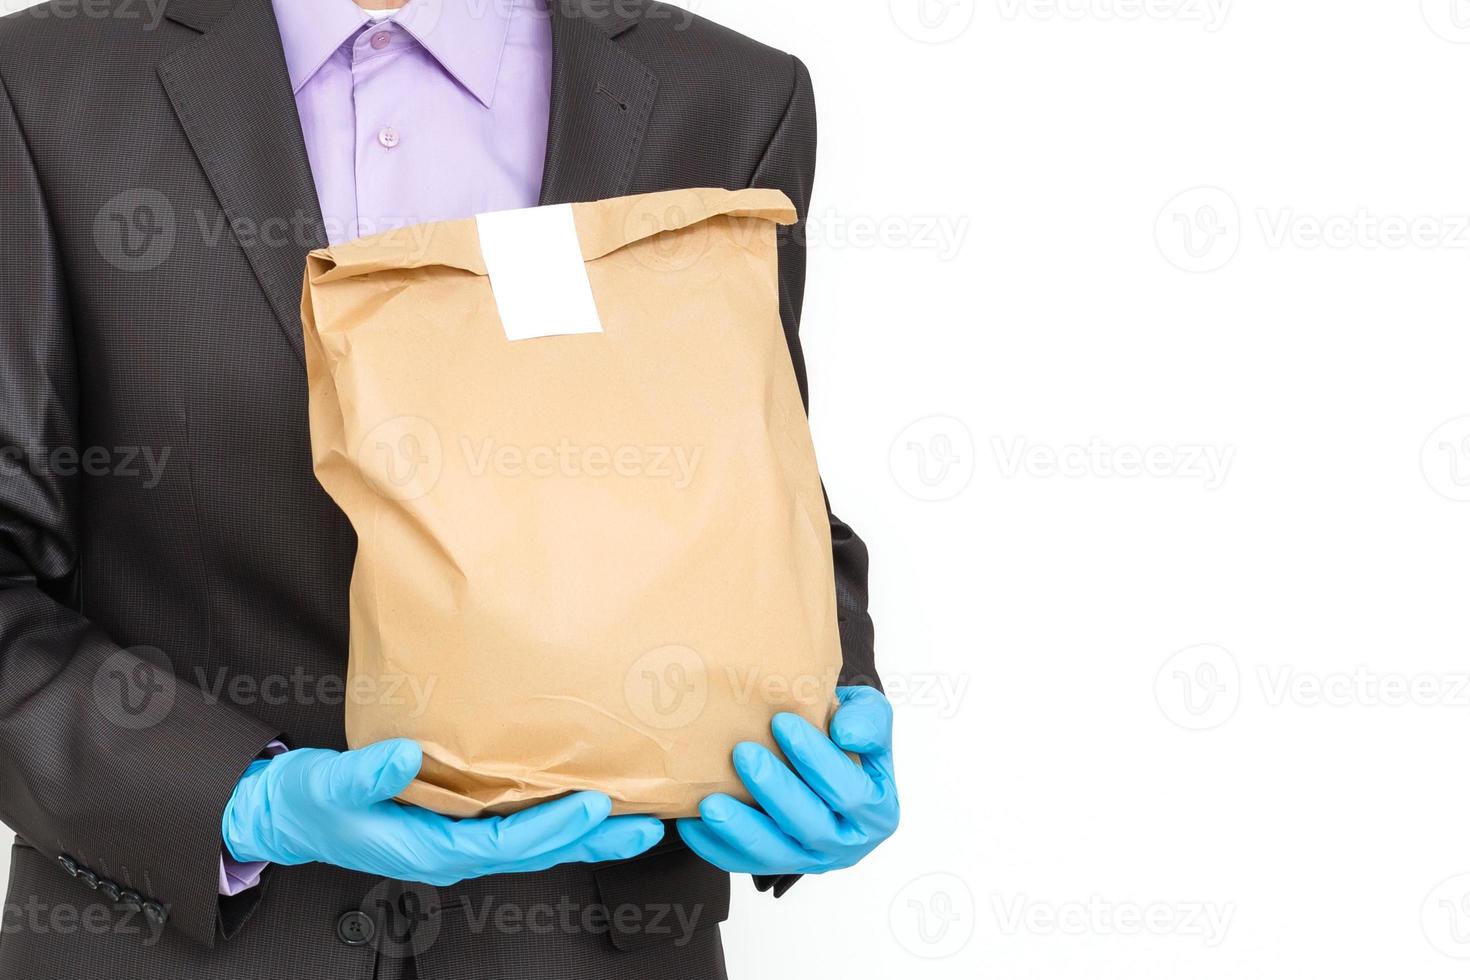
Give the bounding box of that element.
[9,1,1470,978]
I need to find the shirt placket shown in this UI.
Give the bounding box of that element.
[349,23,407,241]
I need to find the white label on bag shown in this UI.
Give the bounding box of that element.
[475,204,603,341]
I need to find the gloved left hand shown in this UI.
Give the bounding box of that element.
[677,686,899,875]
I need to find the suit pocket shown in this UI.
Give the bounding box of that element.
[592,842,730,951]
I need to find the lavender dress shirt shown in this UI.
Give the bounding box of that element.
[220,0,553,895]
[275,0,552,244]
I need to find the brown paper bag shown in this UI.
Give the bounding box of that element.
[300,187,842,818]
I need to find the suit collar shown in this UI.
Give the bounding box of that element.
[158,0,327,367]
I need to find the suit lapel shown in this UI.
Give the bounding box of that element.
[152,0,656,366]
[538,0,658,206]
[157,0,326,367]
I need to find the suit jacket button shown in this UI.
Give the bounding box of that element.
[58,855,79,877]
[143,902,168,927]
[336,910,376,947]
[118,890,144,911]
[76,869,99,890]
[98,880,122,902]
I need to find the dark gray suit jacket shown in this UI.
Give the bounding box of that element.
[0,0,878,976]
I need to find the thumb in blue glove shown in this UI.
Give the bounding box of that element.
[677,686,899,875]
[223,739,664,884]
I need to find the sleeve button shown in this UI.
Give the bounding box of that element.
[142,902,168,927]
[98,880,121,902]
[118,890,143,911]
[76,869,99,890]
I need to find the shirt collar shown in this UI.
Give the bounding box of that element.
[272,0,369,94]
[272,0,518,109]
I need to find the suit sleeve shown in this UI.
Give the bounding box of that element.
[748,55,881,898]
[0,72,281,948]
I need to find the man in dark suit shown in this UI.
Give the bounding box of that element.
[0,0,893,976]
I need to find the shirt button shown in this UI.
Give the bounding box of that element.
[370,30,391,50]
[378,127,400,149]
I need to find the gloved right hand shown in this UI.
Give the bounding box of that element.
[222,739,664,883]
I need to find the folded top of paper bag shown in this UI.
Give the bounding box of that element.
[306,187,798,283]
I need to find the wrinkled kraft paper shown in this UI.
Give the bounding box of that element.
[301,188,843,818]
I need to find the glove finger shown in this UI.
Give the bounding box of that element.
[832,689,899,796]
[451,791,613,864]
[677,818,777,875]
[831,687,894,756]
[325,739,424,808]
[495,816,665,873]
[696,794,820,872]
[731,743,846,852]
[772,713,885,827]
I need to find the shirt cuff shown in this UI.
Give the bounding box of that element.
[218,739,287,896]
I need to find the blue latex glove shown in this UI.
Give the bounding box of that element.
[677,686,899,875]
[223,739,664,883]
